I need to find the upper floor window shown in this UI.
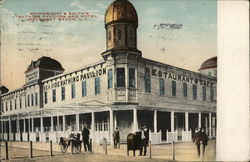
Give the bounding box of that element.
[118,28,122,41]
[144,75,151,93]
[172,81,176,97]
[129,68,135,88]
[117,68,125,87]
[10,100,12,111]
[95,77,100,94]
[35,93,38,105]
[27,95,30,107]
[31,94,34,106]
[108,30,111,41]
[193,84,197,100]
[108,69,113,89]
[159,78,165,95]
[25,96,27,107]
[183,83,188,97]
[82,81,87,97]
[44,91,48,104]
[52,89,56,102]
[61,87,65,101]
[71,84,76,99]
[210,88,214,102]
[5,102,8,111]
[19,98,22,109]
[14,99,17,109]
[129,29,133,41]
[202,86,206,100]
[1,103,4,113]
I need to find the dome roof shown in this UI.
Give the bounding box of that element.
[105,0,138,26]
[199,56,217,70]
[26,56,64,72]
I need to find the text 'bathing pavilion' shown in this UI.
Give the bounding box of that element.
[0,0,217,144]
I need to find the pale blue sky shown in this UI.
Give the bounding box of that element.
[1,0,217,90]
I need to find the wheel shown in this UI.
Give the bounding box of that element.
[61,144,68,153]
[74,144,81,154]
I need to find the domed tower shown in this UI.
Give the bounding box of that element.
[199,56,217,77]
[101,0,141,59]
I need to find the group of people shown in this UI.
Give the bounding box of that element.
[81,124,208,157]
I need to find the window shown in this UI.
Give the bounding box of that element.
[210,88,214,102]
[14,99,17,109]
[129,29,133,41]
[71,84,76,99]
[202,86,206,100]
[52,89,56,102]
[108,31,111,41]
[95,77,100,94]
[10,100,12,111]
[1,103,4,113]
[82,81,87,97]
[172,81,176,96]
[27,95,30,107]
[117,68,125,87]
[19,98,22,109]
[183,83,188,97]
[193,84,197,100]
[5,102,8,111]
[44,91,48,104]
[108,69,113,89]
[144,75,151,93]
[129,68,135,88]
[118,28,122,41]
[114,26,116,42]
[35,93,38,105]
[61,87,65,101]
[25,96,27,107]
[31,94,34,106]
[159,78,165,95]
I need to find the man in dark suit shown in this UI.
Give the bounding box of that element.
[140,126,149,156]
[113,127,120,149]
[193,128,208,156]
[81,124,90,151]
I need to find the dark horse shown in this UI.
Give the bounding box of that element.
[127,132,142,156]
[59,133,82,153]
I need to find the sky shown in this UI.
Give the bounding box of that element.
[0,0,217,90]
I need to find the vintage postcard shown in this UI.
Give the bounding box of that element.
[0,0,248,161]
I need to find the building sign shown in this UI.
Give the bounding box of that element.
[145,68,216,88]
[43,67,106,90]
[26,69,39,82]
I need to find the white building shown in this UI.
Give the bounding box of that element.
[0,0,216,144]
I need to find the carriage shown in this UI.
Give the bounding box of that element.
[127,132,142,156]
[59,133,82,154]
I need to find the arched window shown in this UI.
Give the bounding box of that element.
[129,29,133,41]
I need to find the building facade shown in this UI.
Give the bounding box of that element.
[0,0,216,144]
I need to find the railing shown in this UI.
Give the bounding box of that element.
[149,130,162,144]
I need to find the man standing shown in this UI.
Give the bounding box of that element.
[140,126,149,156]
[81,124,90,152]
[193,128,208,157]
[113,127,120,149]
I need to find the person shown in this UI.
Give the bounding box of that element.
[140,126,149,156]
[193,128,208,157]
[81,124,90,152]
[113,127,120,149]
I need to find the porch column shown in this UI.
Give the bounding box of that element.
[28,118,31,133]
[40,117,43,133]
[76,114,79,132]
[110,109,114,144]
[62,115,65,131]
[51,116,54,132]
[185,112,189,131]
[154,110,157,133]
[133,108,138,132]
[198,112,201,129]
[1,119,3,140]
[91,112,95,141]
[114,113,117,128]
[171,111,174,132]
[17,117,20,133]
[57,116,60,131]
[209,113,212,139]
[125,66,128,102]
